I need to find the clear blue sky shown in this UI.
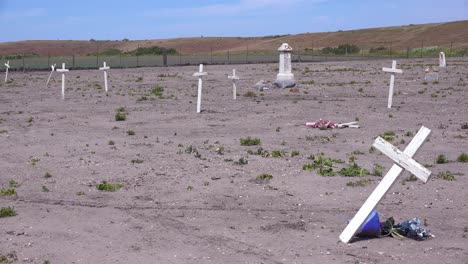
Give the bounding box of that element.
[0,0,466,42]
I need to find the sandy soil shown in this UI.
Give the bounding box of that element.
[0,58,467,264]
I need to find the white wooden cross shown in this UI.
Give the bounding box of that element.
[439,52,446,68]
[339,126,431,243]
[192,64,207,113]
[228,69,240,100]
[99,61,110,93]
[382,60,403,109]
[4,61,10,83]
[46,64,57,88]
[56,63,69,100]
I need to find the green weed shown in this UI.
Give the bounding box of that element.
[97,181,123,192]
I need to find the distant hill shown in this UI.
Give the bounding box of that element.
[0,20,467,56]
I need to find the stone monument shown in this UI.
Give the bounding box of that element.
[274,43,296,88]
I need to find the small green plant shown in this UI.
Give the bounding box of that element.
[437,171,455,181]
[108,140,115,145]
[339,163,370,177]
[271,150,285,158]
[0,188,16,196]
[27,117,33,123]
[302,153,342,176]
[76,191,85,196]
[346,179,372,187]
[9,180,18,188]
[131,159,144,164]
[127,130,135,136]
[215,145,224,155]
[42,186,49,192]
[97,181,123,192]
[372,164,385,176]
[436,154,448,164]
[378,131,396,142]
[256,173,273,183]
[234,157,248,165]
[243,91,257,97]
[31,157,40,165]
[247,147,270,157]
[457,153,468,163]
[187,185,193,191]
[240,137,261,146]
[0,207,16,218]
[115,107,127,121]
[44,172,52,178]
[136,76,143,82]
[151,86,164,96]
[291,150,300,157]
[405,131,414,137]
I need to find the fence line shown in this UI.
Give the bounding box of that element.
[1,47,467,71]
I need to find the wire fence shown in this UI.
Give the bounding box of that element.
[2,46,467,71]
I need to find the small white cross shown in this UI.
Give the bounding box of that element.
[46,63,57,88]
[382,60,403,109]
[339,126,431,243]
[193,64,207,113]
[228,69,240,100]
[4,61,10,83]
[99,61,110,93]
[56,63,69,100]
[439,52,446,67]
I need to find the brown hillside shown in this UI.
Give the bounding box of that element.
[0,20,467,56]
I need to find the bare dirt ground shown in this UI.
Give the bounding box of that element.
[0,58,467,264]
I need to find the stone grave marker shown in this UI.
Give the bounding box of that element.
[56,63,69,99]
[339,126,431,243]
[193,64,207,113]
[228,69,239,100]
[274,43,296,88]
[439,52,446,67]
[382,60,403,109]
[46,63,57,87]
[4,61,10,83]
[99,61,110,93]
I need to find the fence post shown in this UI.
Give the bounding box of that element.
[72,55,75,69]
[420,40,424,58]
[210,47,213,64]
[22,53,25,72]
[119,52,122,68]
[228,51,230,64]
[406,47,410,59]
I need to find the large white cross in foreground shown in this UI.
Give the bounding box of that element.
[99,61,110,93]
[46,64,57,88]
[382,60,403,109]
[339,126,431,243]
[228,69,239,100]
[56,63,69,100]
[4,61,10,83]
[193,64,207,113]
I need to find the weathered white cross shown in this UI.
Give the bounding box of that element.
[46,64,57,88]
[192,64,207,113]
[56,63,69,100]
[439,52,446,68]
[99,61,110,93]
[382,60,403,109]
[339,126,432,243]
[4,61,10,83]
[228,69,239,100]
